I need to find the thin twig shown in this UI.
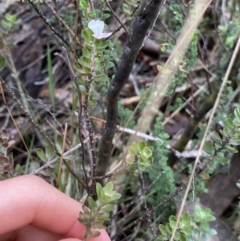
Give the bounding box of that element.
[142,0,155,17]
[31,142,83,174]
[61,47,89,191]
[82,99,97,197]
[162,80,212,126]
[112,170,164,219]
[103,0,129,41]
[1,80,54,148]
[89,116,163,142]
[57,123,68,187]
[143,0,166,45]
[42,0,82,47]
[26,0,70,48]
[0,80,34,163]
[137,157,156,238]
[213,0,230,56]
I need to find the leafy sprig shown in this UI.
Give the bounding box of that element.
[127,140,154,171]
[79,182,121,237]
[158,212,194,241]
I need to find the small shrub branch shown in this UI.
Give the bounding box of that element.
[98,0,165,177]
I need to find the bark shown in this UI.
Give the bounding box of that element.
[98,0,164,177]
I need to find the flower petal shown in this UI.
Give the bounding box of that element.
[88,20,104,36]
[93,32,112,39]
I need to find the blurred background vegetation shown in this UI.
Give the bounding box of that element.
[0,0,240,240]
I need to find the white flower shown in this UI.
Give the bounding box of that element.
[88,20,112,39]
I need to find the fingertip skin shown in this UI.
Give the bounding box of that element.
[59,239,81,241]
[0,175,110,241]
[0,175,83,236]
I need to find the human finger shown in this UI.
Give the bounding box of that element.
[0,175,110,241]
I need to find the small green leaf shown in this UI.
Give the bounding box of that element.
[82,47,91,58]
[100,204,113,212]
[128,143,138,155]
[126,158,134,165]
[182,226,194,236]
[74,64,86,74]
[106,61,115,69]
[200,222,210,232]
[105,182,114,193]
[212,131,221,142]
[148,146,154,152]
[225,118,235,130]
[173,231,180,240]
[169,220,176,229]
[2,19,11,30]
[221,128,231,138]
[56,135,63,153]
[88,196,97,209]
[94,74,109,82]
[138,141,147,151]
[214,142,222,149]
[29,161,40,172]
[166,223,172,234]
[82,28,93,43]
[215,155,228,165]
[83,66,92,74]
[78,85,86,92]
[141,147,152,159]
[234,107,240,123]
[96,182,102,199]
[79,0,87,9]
[103,13,111,20]
[169,215,177,222]
[229,138,240,146]
[208,228,217,235]
[89,9,101,18]
[96,40,110,50]
[194,204,201,213]
[78,57,90,68]
[205,214,216,222]
[45,145,55,160]
[181,212,190,221]
[82,205,90,213]
[204,141,214,155]
[148,156,154,163]
[233,119,240,126]
[5,13,16,22]
[36,148,47,162]
[225,145,238,153]
[180,234,187,241]
[122,3,132,15]
[157,234,165,241]
[159,224,168,236]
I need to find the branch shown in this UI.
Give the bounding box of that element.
[98,0,164,177]
[103,0,129,40]
[26,0,70,48]
[42,0,82,47]
[168,89,218,167]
